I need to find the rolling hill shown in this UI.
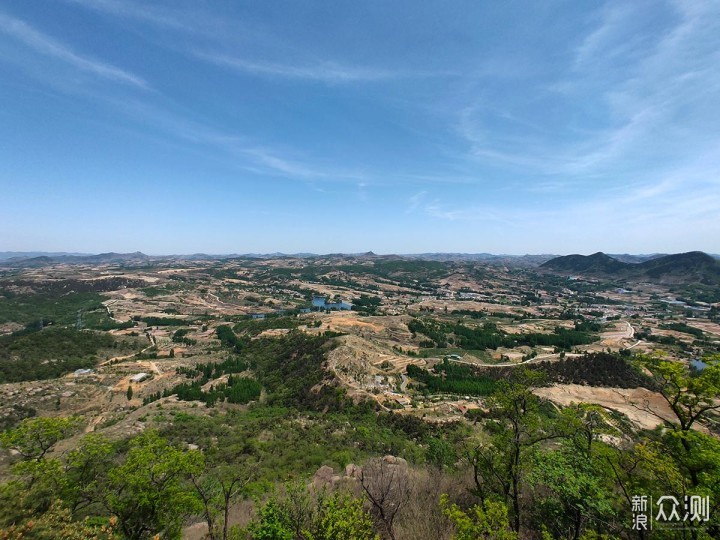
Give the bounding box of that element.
[540,251,720,285]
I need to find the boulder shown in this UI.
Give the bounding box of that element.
[312,465,336,489]
[345,463,362,479]
[382,455,408,468]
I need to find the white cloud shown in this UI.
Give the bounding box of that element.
[454,0,720,191]
[65,0,407,85]
[238,146,366,181]
[419,148,720,253]
[405,191,427,213]
[573,2,638,67]
[105,97,369,183]
[0,12,148,89]
[64,0,189,30]
[423,201,532,226]
[194,52,397,84]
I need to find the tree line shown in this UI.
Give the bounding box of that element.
[408,318,597,351]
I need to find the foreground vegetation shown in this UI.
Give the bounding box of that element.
[2,337,719,538]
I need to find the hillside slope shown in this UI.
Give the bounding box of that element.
[540,251,720,284]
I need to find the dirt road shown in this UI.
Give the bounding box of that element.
[98,333,155,367]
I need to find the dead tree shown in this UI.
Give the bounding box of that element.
[360,456,412,540]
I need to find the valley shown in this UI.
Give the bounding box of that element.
[1,251,719,538]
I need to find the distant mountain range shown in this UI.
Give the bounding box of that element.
[0,251,92,261]
[0,252,151,268]
[1,250,718,273]
[0,250,557,267]
[404,253,557,265]
[540,251,720,285]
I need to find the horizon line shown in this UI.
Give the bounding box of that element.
[1,249,718,259]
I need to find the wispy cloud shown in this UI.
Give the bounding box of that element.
[565,1,720,174]
[195,52,396,84]
[63,0,190,31]
[422,200,544,227]
[0,12,148,89]
[573,2,640,68]
[405,191,427,213]
[385,172,480,186]
[62,0,254,44]
[105,97,368,183]
[238,146,367,180]
[65,0,191,30]
[65,0,404,85]
[453,0,720,191]
[420,149,720,252]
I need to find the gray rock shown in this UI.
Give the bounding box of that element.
[312,465,336,489]
[345,463,362,479]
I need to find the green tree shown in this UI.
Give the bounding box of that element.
[468,369,557,533]
[532,404,621,539]
[439,493,516,540]
[426,437,455,470]
[605,355,720,539]
[638,354,720,536]
[559,404,615,457]
[0,417,81,525]
[529,446,615,539]
[126,385,133,401]
[0,416,83,461]
[103,430,203,539]
[0,456,68,525]
[249,489,378,540]
[0,500,120,540]
[64,434,115,515]
[307,493,377,540]
[249,498,293,540]
[190,456,258,540]
[639,355,720,436]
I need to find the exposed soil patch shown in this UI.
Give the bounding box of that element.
[535,384,675,430]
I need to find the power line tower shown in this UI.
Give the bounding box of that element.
[76,310,83,330]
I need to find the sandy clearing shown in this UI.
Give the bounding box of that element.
[598,321,635,348]
[535,384,675,430]
[327,314,385,332]
[111,362,170,392]
[256,328,291,338]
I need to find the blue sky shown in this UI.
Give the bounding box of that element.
[1,0,719,255]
